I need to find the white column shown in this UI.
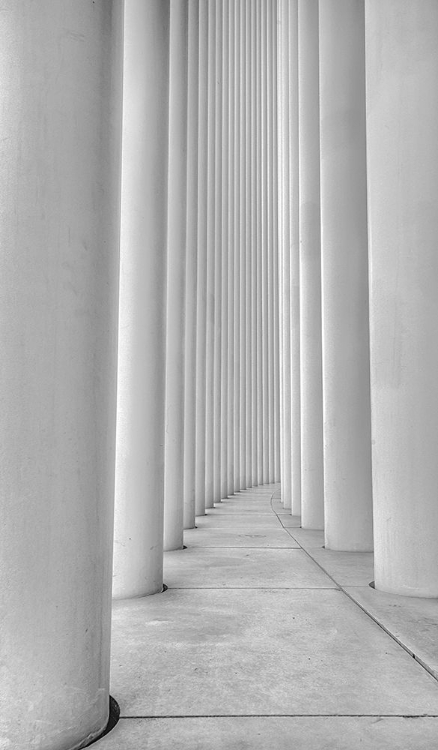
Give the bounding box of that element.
[239,0,248,491]
[272,0,281,485]
[183,0,200,531]
[245,0,254,489]
[233,0,242,491]
[114,0,169,597]
[278,0,293,508]
[164,0,189,551]
[213,1,223,504]
[298,0,324,529]
[221,0,230,500]
[319,0,372,551]
[205,0,216,508]
[0,2,123,747]
[366,0,438,596]
[289,0,302,517]
[256,0,264,486]
[195,0,209,516]
[250,0,258,487]
[227,2,236,495]
[261,0,270,486]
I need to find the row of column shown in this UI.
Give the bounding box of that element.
[277,0,438,600]
[2,1,438,747]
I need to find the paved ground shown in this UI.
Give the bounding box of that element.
[97,484,438,749]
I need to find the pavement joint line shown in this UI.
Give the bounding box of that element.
[163,587,339,590]
[268,494,438,688]
[119,714,438,720]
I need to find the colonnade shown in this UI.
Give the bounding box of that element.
[1,1,438,748]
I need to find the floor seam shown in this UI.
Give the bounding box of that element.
[119,714,438,720]
[269,498,438,687]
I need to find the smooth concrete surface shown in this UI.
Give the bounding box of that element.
[298,0,324,530]
[183,0,200,531]
[288,528,325,548]
[195,513,280,528]
[346,586,438,680]
[194,0,208,516]
[0,2,123,747]
[96,716,438,750]
[103,484,438,750]
[164,548,336,589]
[164,0,189,552]
[319,0,373,552]
[307,549,374,587]
[366,0,438,597]
[114,0,169,598]
[184,527,299,548]
[278,514,301,528]
[110,588,438,717]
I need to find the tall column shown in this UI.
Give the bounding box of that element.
[256,0,264,485]
[114,0,169,597]
[227,2,236,495]
[220,0,230,500]
[213,2,223,504]
[164,0,189,551]
[272,0,281,484]
[250,0,259,488]
[0,2,123,747]
[205,0,216,508]
[289,0,302,517]
[366,0,438,596]
[298,0,324,529]
[245,0,254,488]
[319,0,372,551]
[239,0,248,491]
[233,0,242,491]
[195,0,209,516]
[278,0,293,508]
[183,0,200,531]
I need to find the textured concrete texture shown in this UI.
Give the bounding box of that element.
[98,717,438,750]
[184,527,299,548]
[99,484,438,749]
[164,548,336,589]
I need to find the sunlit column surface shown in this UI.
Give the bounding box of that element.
[298,0,324,529]
[366,0,438,596]
[319,0,372,551]
[227,1,236,495]
[164,0,189,551]
[233,0,242,491]
[0,2,123,747]
[183,0,200,530]
[114,0,169,597]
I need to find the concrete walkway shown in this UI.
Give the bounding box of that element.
[98,484,438,749]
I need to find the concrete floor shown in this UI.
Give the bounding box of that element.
[97,484,438,749]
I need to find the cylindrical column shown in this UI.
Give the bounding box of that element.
[233,0,242,491]
[0,2,123,747]
[205,0,216,508]
[227,2,236,495]
[164,0,189,551]
[220,0,230,500]
[256,0,264,486]
[298,0,324,529]
[183,0,200,531]
[239,0,248,491]
[245,0,253,489]
[289,0,301,517]
[272,0,281,484]
[213,1,223,504]
[366,0,438,596]
[195,0,209,516]
[250,0,258,487]
[114,0,169,597]
[319,0,372,551]
[278,0,293,509]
